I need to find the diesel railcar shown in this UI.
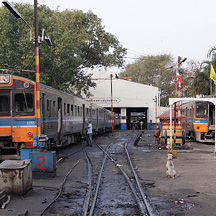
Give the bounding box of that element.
[181,100,215,143]
[0,74,116,160]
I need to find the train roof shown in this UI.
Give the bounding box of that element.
[5,74,111,113]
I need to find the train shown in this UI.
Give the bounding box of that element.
[181,100,215,143]
[0,74,120,160]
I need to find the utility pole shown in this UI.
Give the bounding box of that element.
[165,56,187,178]
[3,0,52,145]
[177,56,187,125]
[110,74,114,136]
[153,96,157,129]
[34,0,41,139]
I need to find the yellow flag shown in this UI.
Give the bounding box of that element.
[210,63,216,85]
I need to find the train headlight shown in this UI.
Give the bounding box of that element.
[0,75,10,84]
[23,82,30,88]
[27,131,33,137]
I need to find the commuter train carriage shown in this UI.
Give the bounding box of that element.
[181,100,215,143]
[0,74,115,160]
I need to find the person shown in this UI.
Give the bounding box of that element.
[154,126,160,145]
[86,121,93,146]
[132,121,136,131]
[140,121,144,130]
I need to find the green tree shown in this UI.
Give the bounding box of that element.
[0,3,126,96]
[120,54,175,106]
[182,60,210,97]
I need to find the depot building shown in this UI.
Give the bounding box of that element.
[82,69,161,130]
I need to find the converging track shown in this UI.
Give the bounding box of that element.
[91,131,154,216]
[40,131,155,216]
[6,130,216,216]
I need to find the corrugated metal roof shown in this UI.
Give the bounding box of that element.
[157,110,186,119]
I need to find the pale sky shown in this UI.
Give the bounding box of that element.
[8,0,216,72]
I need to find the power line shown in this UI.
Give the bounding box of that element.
[127,49,146,56]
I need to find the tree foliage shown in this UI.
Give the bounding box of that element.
[120,54,213,107]
[0,3,127,96]
[119,54,175,106]
[182,61,210,97]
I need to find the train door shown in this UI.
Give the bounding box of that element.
[104,111,106,129]
[90,104,92,124]
[82,104,85,136]
[57,98,62,145]
[0,90,12,137]
[96,109,99,132]
[209,104,215,127]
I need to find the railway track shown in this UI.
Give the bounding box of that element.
[90,131,154,216]
[41,131,155,216]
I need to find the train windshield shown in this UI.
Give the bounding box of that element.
[0,95,9,114]
[15,93,34,114]
[196,102,208,118]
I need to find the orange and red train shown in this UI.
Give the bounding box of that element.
[0,74,119,160]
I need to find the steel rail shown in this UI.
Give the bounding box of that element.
[40,159,80,216]
[125,142,154,216]
[82,141,93,216]
[89,142,113,216]
[96,139,147,215]
[56,148,83,164]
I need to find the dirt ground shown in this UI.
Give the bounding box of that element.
[132,130,216,216]
[1,130,216,216]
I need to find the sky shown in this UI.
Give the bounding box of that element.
[9,0,216,72]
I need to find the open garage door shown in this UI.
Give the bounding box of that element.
[127,108,147,130]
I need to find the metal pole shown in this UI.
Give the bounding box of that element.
[210,79,212,97]
[34,0,41,140]
[155,96,157,129]
[177,57,181,125]
[215,104,216,157]
[90,103,92,125]
[170,105,172,151]
[110,74,113,136]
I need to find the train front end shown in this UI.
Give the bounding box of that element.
[0,74,36,160]
[194,101,215,143]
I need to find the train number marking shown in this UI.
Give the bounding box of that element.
[27,121,36,125]
[36,156,46,170]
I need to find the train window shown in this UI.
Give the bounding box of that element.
[47,100,52,117]
[15,93,33,114]
[99,111,103,117]
[0,95,9,113]
[53,101,56,116]
[49,100,52,116]
[64,103,66,116]
[71,105,73,116]
[47,100,50,112]
[80,107,82,117]
[75,105,77,116]
[182,108,185,116]
[67,104,70,115]
[92,110,95,116]
[78,106,80,116]
[196,102,207,118]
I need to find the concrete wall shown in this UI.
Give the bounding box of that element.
[83,69,159,129]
